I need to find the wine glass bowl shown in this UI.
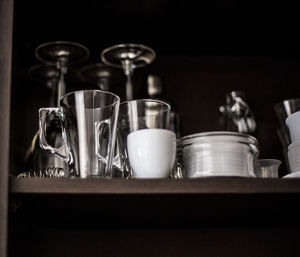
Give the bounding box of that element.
[79,63,114,83]
[28,64,59,87]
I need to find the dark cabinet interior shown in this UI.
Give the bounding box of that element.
[10,0,300,175]
[2,0,300,256]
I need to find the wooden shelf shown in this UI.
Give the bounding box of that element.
[9,176,300,228]
[8,176,300,257]
[9,176,300,195]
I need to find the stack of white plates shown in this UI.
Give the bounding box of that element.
[286,111,300,176]
[179,131,259,178]
[287,140,300,172]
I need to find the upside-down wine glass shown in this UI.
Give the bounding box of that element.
[101,43,156,100]
[78,62,122,91]
[35,40,90,106]
[28,64,59,107]
[22,41,90,177]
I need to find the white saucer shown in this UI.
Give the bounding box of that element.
[282,171,300,178]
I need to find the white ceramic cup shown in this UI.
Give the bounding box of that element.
[127,129,176,178]
[286,110,300,143]
[287,140,300,172]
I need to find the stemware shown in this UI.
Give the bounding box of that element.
[101,43,156,100]
[23,41,89,176]
[28,64,59,107]
[78,62,122,91]
[25,64,67,174]
[35,40,90,106]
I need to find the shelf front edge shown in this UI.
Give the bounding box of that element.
[9,177,300,195]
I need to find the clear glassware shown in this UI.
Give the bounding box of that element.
[35,41,90,106]
[25,64,68,175]
[78,62,122,91]
[28,64,59,107]
[39,90,120,178]
[101,43,156,100]
[117,99,176,179]
[256,159,281,178]
[23,41,90,177]
[179,131,259,178]
[145,74,181,138]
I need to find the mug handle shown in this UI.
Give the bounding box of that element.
[95,118,111,166]
[39,108,69,162]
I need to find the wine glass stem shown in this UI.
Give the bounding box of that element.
[57,62,67,107]
[123,59,134,100]
[49,78,58,107]
[97,78,110,91]
[125,74,133,100]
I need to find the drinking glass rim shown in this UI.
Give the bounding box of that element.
[274,97,300,108]
[120,98,171,112]
[60,89,120,109]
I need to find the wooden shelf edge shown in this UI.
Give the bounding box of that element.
[9,176,300,195]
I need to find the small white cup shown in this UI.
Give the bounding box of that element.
[286,111,300,143]
[287,140,300,172]
[127,129,176,178]
[282,171,300,178]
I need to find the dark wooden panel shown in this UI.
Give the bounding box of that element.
[9,226,300,257]
[9,190,300,257]
[0,0,14,256]
[9,177,300,228]
[9,179,300,257]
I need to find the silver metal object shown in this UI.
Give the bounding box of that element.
[219,91,256,134]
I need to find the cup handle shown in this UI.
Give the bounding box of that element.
[111,131,131,178]
[39,108,69,162]
[95,119,111,166]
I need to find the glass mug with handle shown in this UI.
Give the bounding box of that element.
[117,99,176,178]
[39,90,120,178]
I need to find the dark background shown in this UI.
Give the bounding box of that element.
[11,0,300,57]
[10,0,300,175]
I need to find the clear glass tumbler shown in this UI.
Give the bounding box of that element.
[117,99,176,178]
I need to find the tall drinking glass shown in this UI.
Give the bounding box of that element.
[274,98,300,172]
[118,99,176,178]
[39,90,120,178]
[274,98,300,146]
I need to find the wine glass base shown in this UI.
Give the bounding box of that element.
[101,43,156,69]
[35,41,90,65]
